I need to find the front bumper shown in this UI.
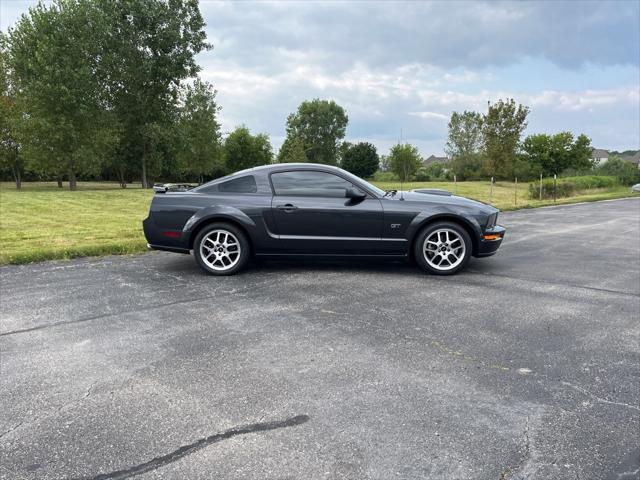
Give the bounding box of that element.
[475,225,506,257]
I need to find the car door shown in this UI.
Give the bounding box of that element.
[270,169,384,254]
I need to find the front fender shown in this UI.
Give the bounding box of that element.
[184,205,257,244]
[406,209,483,245]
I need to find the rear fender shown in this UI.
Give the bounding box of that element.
[184,205,257,242]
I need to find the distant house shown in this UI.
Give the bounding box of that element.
[422,155,449,166]
[625,151,640,170]
[591,148,609,165]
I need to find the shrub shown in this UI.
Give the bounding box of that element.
[598,156,640,185]
[414,167,430,182]
[528,175,619,199]
[450,153,485,180]
[423,161,449,181]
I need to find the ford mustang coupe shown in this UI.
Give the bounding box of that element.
[143,163,505,275]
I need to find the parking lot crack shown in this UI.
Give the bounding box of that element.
[560,381,640,412]
[0,421,24,440]
[0,277,277,338]
[500,416,531,480]
[83,381,97,400]
[467,270,640,298]
[71,414,310,480]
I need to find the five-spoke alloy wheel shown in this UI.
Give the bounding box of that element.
[194,223,250,275]
[414,222,472,275]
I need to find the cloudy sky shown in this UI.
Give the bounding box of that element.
[2,0,639,156]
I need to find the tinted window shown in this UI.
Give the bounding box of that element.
[217,175,257,193]
[271,171,354,197]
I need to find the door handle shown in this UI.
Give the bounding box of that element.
[276,204,298,212]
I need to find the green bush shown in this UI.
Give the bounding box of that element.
[597,156,640,185]
[529,175,619,199]
[414,167,430,182]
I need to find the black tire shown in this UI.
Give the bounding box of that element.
[193,222,250,275]
[413,221,472,275]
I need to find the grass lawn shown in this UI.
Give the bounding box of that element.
[0,180,637,265]
[372,180,637,211]
[0,182,153,265]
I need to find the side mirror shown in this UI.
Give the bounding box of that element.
[345,187,366,200]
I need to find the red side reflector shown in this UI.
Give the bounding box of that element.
[162,231,182,238]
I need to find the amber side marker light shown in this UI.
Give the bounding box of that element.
[483,234,503,241]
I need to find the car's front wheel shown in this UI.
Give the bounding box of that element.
[414,222,472,275]
[193,223,250,275]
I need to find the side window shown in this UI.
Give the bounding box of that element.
[217,175,257,193]
[271,171,354,198]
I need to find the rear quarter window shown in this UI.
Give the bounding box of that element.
[201,175,258,194]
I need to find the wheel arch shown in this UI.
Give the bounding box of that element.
[188,216,254,254]
[409,214,480,257]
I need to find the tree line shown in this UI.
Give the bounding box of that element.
[1,1,635,191]
[0,0,379,190]
[443,99,594,181]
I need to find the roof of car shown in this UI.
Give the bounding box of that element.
[257,163,341,171]
[228,163,343,177]
[192,163,346,191]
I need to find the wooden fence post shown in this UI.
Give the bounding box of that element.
[539,173,543,200]
[489,177,494,204]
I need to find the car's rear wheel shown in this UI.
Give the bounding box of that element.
[414,222,472,275]
[193,223,250,275]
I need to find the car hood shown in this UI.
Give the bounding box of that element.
[390,190,497,213]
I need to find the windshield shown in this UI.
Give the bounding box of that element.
[339,170,386,197]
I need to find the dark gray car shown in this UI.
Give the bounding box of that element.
[143,163,505,275]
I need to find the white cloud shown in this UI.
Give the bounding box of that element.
[408,112,449,121]
[528,87,640,111]
[3,0,638,153]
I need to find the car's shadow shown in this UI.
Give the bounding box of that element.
[154,251,493,279]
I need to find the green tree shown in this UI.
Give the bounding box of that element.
[445,111,484,159]
[483,99,529,179]
[423,162,447,181]
[522,132,594,177]
[277,135,306,163]
[389,143,421,182]
[7,0,119,190]
[450,154,484,180]
[283,99,348,165]
[379,154,391,172]
[521,134,550,175]
[445,110,486,180]
[224,126,273,173]
[176,80,222,183]
[337,140,352,165]
[0,39,23,189]
[101,0,209,188]
[570,133,595,172]
[341,142,379,178]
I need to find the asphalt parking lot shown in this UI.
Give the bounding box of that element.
[1,198,639,480]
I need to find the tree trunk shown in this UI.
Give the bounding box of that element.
[141,155,148,189]
[69,170,77,191]
[12,166,21,190]
[57,177,63,188]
